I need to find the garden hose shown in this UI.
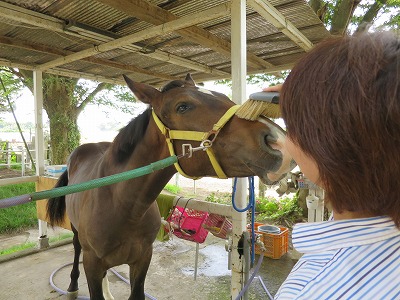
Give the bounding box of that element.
[0,155,178,208]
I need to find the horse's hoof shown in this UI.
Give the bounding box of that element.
[67,291,79,300]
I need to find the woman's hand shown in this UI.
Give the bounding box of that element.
[262,84,282,93]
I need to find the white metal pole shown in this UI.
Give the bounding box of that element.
[316,187,325,222]
[7,145,10,168]
[34,70,49,248]
[21,148,25,176]
[231,0,248,298]
[34,70,45,176]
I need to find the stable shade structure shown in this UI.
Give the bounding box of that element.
[0,0,330,86]
[0,0,331,299]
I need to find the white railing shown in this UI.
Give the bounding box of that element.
[0,147,50,177]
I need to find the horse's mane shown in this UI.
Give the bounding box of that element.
[112,107,151,163]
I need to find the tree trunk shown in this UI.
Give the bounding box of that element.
[330,0,361,35]
[42,75,80,164]
[48,110,80,164]
[355,0,387,33]
[7,70,110,166]
[259,181,266,198]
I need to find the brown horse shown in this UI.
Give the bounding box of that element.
[47,74,293,300]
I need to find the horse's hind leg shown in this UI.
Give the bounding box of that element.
[67,225,81,299]
[128,248,152,300]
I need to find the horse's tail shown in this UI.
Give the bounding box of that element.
[46,170,69,227]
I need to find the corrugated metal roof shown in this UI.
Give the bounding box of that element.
[0,0,331,86]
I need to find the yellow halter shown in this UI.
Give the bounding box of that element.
[152,105,240,179]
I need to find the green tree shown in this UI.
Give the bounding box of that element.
[311,0,399,35]
[0,68,136,164]
[217,0,399,89]
[0,69,25,117]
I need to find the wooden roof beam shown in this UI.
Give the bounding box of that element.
[247,0,314,51]
[0,35,177,81]
[0,2,229,77]
[65,21,230,77]
[0,58,125,85]
[96,0,274,70]
[146,62,294,87]
[37,3,231,71]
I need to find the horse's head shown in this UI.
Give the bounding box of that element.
[123,74,294,183]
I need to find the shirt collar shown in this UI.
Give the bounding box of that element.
[292,216,400,253]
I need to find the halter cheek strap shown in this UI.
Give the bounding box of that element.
[152,105,240,179]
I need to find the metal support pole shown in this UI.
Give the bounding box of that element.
[231,0,248,298]
[34,70,49,249]
[243,231,250,300]
[315,187,325,222]
[194,243,199,280]
[21,148,25,176]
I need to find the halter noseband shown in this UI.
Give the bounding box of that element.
[152,105,240,179]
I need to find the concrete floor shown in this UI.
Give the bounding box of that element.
[0,228,300,300]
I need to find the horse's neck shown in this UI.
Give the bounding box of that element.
[106,119,176,211]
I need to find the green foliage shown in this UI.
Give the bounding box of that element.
[0,69,25,117]
[0,182,37,234]
[255,195,303,226]
[205,192,232,205]
[215,72,289,90]
[247,71,289,87]
[89,83,139,114]
[164,184,181,194]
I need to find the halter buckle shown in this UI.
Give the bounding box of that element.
[182,140,212,158]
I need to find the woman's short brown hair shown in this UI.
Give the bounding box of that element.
[281,32,400,226]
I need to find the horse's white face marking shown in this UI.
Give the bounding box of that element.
[197,87,214,96]
[257,117,286,150]
[257,117,294,181]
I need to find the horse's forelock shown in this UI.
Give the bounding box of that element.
[112,108,152,163]
[160,80,186,92]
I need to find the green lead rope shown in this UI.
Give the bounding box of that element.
[0,156,178,208]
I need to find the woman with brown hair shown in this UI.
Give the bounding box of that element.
[270,32,400,299]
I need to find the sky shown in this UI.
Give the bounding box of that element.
[1,80,270,143]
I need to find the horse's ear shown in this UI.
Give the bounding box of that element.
[185,73,196,86]
[123,75,161,105]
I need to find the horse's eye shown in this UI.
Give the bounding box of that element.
[176,103,190,114]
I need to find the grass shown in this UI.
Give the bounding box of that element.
[164,183,181,194]
[0,232,74,256]
[0,181,74,256]
[0,182,37,234]
[0,241,36,256]
[49,232,73,243]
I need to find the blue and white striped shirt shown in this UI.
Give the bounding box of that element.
[275,216,400,300]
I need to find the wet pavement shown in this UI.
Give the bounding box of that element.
[0,229,301,300]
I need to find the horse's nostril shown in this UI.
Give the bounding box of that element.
[264,134,277,145]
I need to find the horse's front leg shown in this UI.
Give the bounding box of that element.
[67,225,81,300]
[128,248,153,300]
[82,251,108,300]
